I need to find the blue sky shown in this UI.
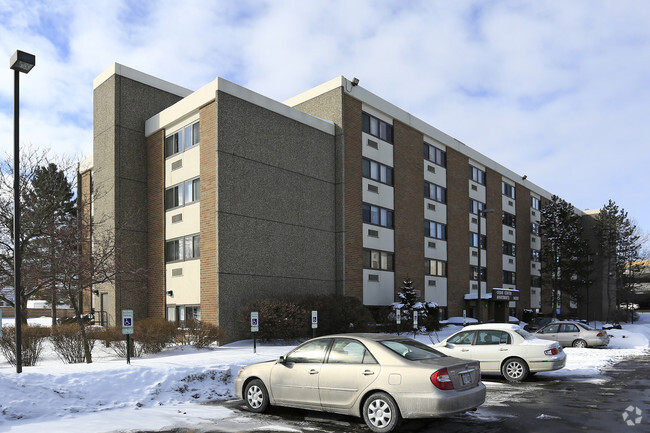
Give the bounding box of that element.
[1,0,649,246]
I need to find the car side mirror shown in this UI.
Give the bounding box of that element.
[277,356,285,364]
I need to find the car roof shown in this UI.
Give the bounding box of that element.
[311,333,410,342]
[461,323,522,331]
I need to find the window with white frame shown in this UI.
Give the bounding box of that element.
[502,182,515,199]
[425,220,447,240]
[424,181,446,203]
[469,165,485,185]
[424,142,446,167]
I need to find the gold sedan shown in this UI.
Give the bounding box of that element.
[234,333,486,433]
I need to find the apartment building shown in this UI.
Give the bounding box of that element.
[81,64,569,341]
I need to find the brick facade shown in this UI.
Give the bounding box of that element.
[516,184,533,315]
[146,129,166,319]
[446,147,469,316]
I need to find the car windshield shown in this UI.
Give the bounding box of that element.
[576,322,595,331]
[515,329,536,340]
[380,338,446,360]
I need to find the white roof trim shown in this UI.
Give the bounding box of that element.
[145,77,335,137]
[93,63,193,98]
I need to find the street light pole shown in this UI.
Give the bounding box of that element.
[477,208,494,323]
[10,50,35,374]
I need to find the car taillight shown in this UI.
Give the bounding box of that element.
[431,368,454,390]
[597,332,605,337]
[544,348,559,356]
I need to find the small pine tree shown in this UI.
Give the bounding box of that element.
[396,277,418,321]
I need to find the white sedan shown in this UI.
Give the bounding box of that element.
[434,324,566,382]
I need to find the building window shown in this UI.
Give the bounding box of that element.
[425,259,447,277]
[362,158,393,186]
[531,276,542,287]
[362,203,394,229]
[424,181,446,203]
[165,121,200,158]
[502,211,516,228]
[531,196,540,210]
[425,220,447,240]
[165,234,200,263]
[362,112,393,143]
[502,182,515,199]
[363,249,394,271]
[165,185,183,210]
[531,222,541,236]
[424,142,446,167]
[469,165,486,185]
[531,249,541,262]
[469,199,485,215]
[503,271,516,285]
[470,266,487,281]
[470,232,487,249]
[184,178,200,204]
[166,178,200,210]
[503,241,516,257]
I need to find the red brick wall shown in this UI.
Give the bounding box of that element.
[342,95,363,301]
[446,148,469,316]
[393,120,424,296]
[79,170,93,314]
[146,130,166,318]
[200,102,218,324]
[516,184,532,313]
[486,168,503,293]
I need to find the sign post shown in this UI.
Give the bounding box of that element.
[413,310,418,338]
[463,309,467,326]
[251,312,259,353]
[311,310,318,338]
[395,309,401,335]
[122,309,134,365]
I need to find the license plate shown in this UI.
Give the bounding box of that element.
[461,373,472,385]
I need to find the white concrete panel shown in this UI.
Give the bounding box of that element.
[166,144,201,187]
[362,133,393,166]
[530,209,540,223]
[363,270,395,306]
[166,202,200,240]
[424,200,447,224]
[166,259,200,305]
[424,239,447,260]
[530,287,542,309]
[469,247,485,267]
[502,225,516,243]
[503,256,517,271]
[425,277,447,306]
[469,182,486,201]
[361,104,393,125]
[423,161,447,186]
[363,224,394,251]
[531,264,541,276]
[362,179,394,209]
[502,195,516,213]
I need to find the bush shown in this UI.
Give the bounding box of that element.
[134,318,179,354]
[240,298,310,341]
[182,319,226,349]
[50,324,96,364]
[0,325,48,366]
[241,294,376,340]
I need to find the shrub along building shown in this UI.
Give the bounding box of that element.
[81,63,592,341]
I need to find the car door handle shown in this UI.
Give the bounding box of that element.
[363,370,375,376]
[499,348,508,351]
[461,349,470,352]
[309,369,319,375]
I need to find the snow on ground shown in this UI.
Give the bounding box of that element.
[0,314,648,433]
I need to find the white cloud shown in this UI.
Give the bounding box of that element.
[0,0,648,238]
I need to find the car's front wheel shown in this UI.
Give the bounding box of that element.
[363,392,401,433]
[572,339,588,348]
[244,379,269,413]
[502,357,529,382]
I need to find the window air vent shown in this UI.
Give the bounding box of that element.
[171,268,183,277]
[368,274,379,282]
[509,259,514,264]
[427,165,436,173]
[509,229,514,235]
[171,160,183,171]
[508,200,514,206]
[532,289,537,295]
[428,241,436,249]
[471,184,478,191]
[368,229,379,238]
[471,217,478,224]
[171,214,183,223]
[368,184,379,193]
[472,284,478,290]
[532,211,536,217]
[367,139,378,149]
[428,280,436,287]
[532,263,537,269]
[428,203,436,211]
[472,250,478,257]
[531,237,536,243]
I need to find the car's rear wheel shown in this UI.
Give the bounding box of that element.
[502,357,529,382]
[572,339,588,348]
[363,392,401,433]
[244,379,269,413]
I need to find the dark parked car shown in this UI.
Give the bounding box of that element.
[523,317,557,332]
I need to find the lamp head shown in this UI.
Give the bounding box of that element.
[10,50,36,74]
